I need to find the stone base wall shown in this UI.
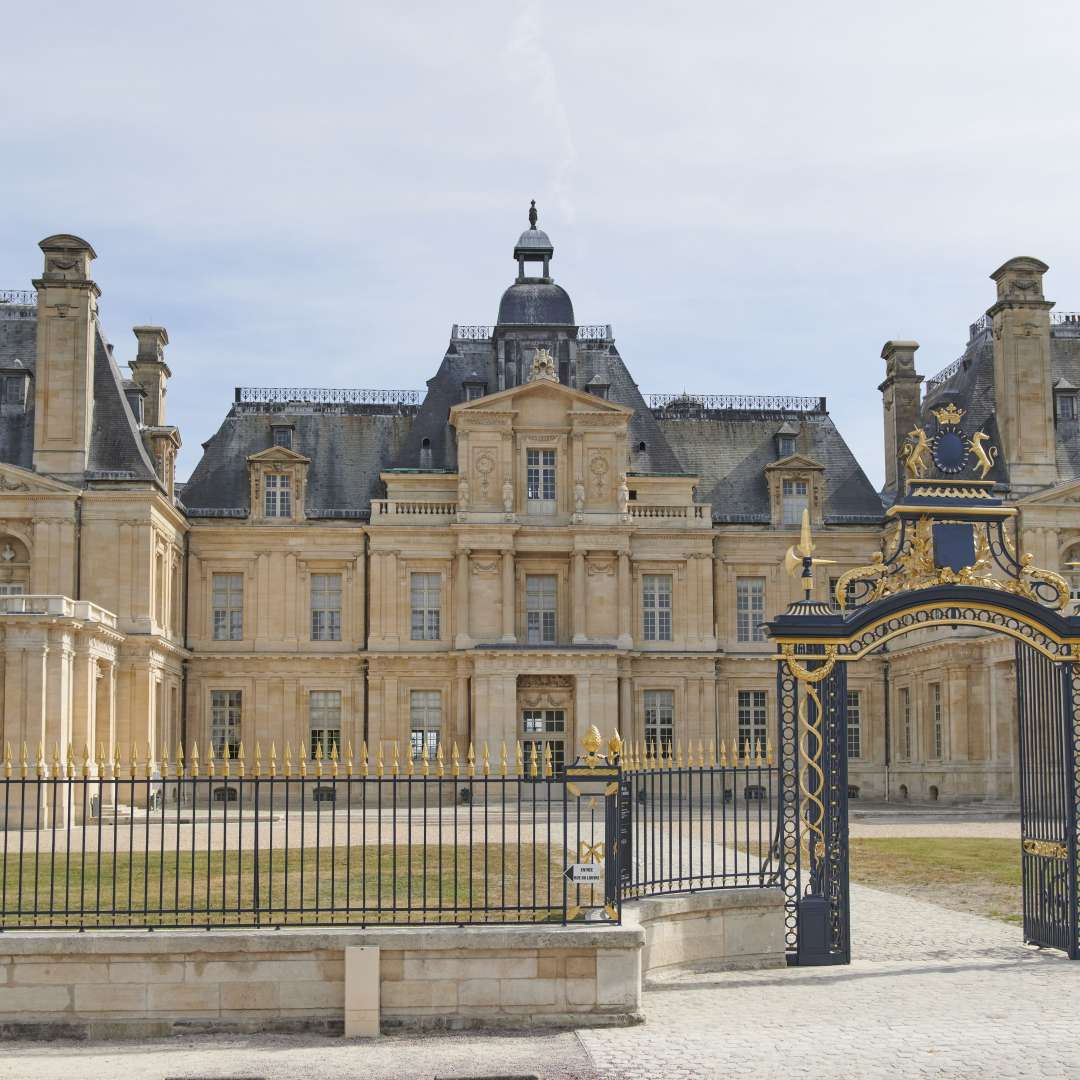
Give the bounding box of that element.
[0,888,783,1038]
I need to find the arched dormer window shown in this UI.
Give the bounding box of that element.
[420,437,433,470]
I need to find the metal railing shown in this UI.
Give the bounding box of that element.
[925,357,965,395]
[0,735,777,930]
[234,388,424,406]
[0,290,35,305]
[646,393,826,413]
[451,325,612,342]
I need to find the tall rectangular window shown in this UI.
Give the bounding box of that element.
[525,575,557,644]
[212,573,243,640]
[736,577,766,642]
[522,709,566,778]
[410,690,442,760]
[210,690,242,757]
[782,479,809,526]
[410,572,442,641]
[264,473,292,518]
[309,690,342,759]
[643,690,674,758]
[642,574,673,641]
[310,573,342,641]
[931,682,944,759]
[737,690,768,759]
[899,687,913,760]
[526,449,556,513]
[847,689,862,759]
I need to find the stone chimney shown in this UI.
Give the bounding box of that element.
[988,257,1057,490]
[129,326,170,427]
[879,341,922,493]
[31,234,100,477]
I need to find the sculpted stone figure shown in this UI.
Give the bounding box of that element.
[574,482,585,515]
[502,478,513,513]
[458,475,469,510]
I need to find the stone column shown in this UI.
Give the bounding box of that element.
[501,550,516,642]
[71,642,97,762]
[572,551,588,644]
[617,552,632,649]
[44,628,75,763]
[455,548,472,649]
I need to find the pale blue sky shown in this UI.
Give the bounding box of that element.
[3,0,1080,486]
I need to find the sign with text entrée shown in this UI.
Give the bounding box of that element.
[564,863,602,885]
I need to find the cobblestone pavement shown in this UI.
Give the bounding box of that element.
[2,883,1075,1080]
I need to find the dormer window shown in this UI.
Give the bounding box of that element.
[464,374,487,401]
[264,473,292,517]
[1,369,30,414]
[775,421,799,459]
[272,425,294,449]
[586,374,610,400]
[1055,390,1077,421]
[420,437,433,469]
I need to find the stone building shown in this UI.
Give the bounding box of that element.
[0,216,1075,802]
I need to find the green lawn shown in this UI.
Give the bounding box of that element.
[850,838,1022,924]
[0,842,567,927]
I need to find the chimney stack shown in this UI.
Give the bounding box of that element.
[879,340,922,493]
[129,326,171,428]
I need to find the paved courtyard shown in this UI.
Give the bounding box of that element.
[1,882,1075,1080]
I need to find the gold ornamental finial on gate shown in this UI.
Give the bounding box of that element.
[582,725,603,768]
[784,508,834,596]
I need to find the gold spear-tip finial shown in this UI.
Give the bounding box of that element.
[784,507,835,595]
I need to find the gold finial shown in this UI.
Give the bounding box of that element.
[482,742,491,777]
[436,742,445,778]
[582,724,603,768]
[269,740,278,779]
[128,741,137,780]
[719,739,728,767]
[784,507,835,596]
[330,741,339,779]
[467,742,476,778]
[766,738,775,766]
[529,741,539,779]
[515,740,523,777]
[314,740,324,779]
[4,742,11,780]
[207,741,216,779]
[191,740,200,778]
[221,739,231,779]
[544,743,553,777]
[237,742,246,779]
[254,742,262,778]
[608,730,623,762]
[20,741,29,779]
[675,741,683,769]
[161,742,170,780]
[376,742,384,778]
[392,741,400,777]
[452,741,461,778]
[755,739,764,766]
[51,741,60,778]
[500,741,508,777]
[284,742,292,778]
[931,402,965,427]
[420,740,429,777]
[708,739,716,768]
[82,743,91,779]
[300,741,309,778]
[357,740,366,778]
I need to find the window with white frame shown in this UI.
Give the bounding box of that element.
[410,690,442,760]
[847,689,862,759]
[210,690,242,758]
[264,472,292,518]
[309,690,342,759]
[410,572,441,641]
[212,573,243,640]
[782,478,809,526]
[737,689,768,759]
[0,583,25,595]
[310,573,342,641]
[736,577,766,642]
[522,709,566,778]
[644,690,674,758]
[931,682,945,759]
[642,574,673,641]
[525,574,557,644]
[898,686,913,760]
[526,448,556,513]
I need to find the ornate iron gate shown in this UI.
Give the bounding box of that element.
[1016,643,1079,956]
[768,401,1080,964]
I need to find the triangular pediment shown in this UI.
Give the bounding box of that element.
[764,453,825,472]
[0,463,78,495]
[246,446,310,465]
[450,377,633,423]
[1017,477,1080,506]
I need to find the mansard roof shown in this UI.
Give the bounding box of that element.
[0,304,161,487]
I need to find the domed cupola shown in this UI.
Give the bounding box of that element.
[496,201,575,327]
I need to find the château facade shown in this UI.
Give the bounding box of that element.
[1,216,1078,803]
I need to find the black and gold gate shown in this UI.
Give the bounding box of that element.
[768,402,1080,965]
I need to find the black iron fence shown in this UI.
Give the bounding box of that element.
[0,733,777,931]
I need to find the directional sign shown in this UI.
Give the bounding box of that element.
[564,862,602,885]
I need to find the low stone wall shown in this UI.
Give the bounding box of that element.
[629,888,786,974]
[0,887,783,1038]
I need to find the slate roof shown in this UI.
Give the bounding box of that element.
[658,410,883,524]
[0,302,160,486]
